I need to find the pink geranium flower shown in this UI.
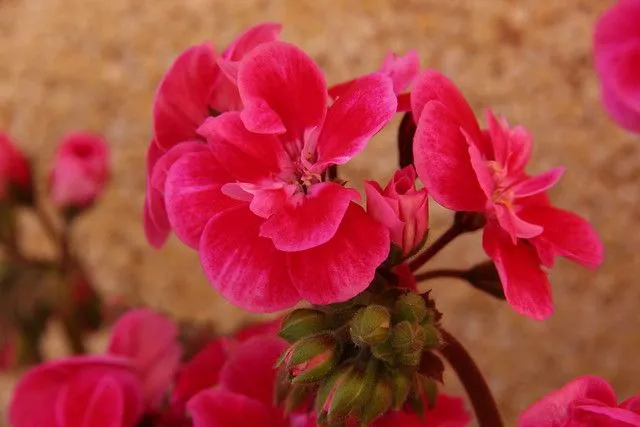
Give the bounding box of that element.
[107,309,182,410]
[519,375,640,426]
[365,165,429,256]
[594,0,640,133]
[49,132,110,210]
[411,70,604,320]
[8,356,144,427]
[0,132,32,202]
[144,23,281,248]
[164,41,395,312]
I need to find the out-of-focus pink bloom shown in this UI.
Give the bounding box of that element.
[329,50,420,112]
[107,309,181,410]
[0,132,32,202]
[144,23,282,248]
[187,334,295,427]
[411,70,604,320]
[49,132,109,210]
[365,165,428,256]
[594,0,640,133]
[374,394,471,427]
[519,375,640,427]
[8,356,144,427]
[164,41,394,312]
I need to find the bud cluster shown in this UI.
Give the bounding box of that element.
[276,287,445,426]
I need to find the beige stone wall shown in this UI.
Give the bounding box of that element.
[1,0,639,424]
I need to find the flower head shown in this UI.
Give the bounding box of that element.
[594,0,640,133]
[519,375,640,427]
[365,165,429,256]
[0,132,32,203]
[163,41,395,312]
[144,23,281,247]
[411,70,604,320]
[8,356,144,427]
[49,132,109,211]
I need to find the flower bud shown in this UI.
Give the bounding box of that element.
[350,305,391,347]
[414,373,438,408]
[279,308,328,343]
[391,321,425,366]
[316,363,376,425]
[361,378,393,425]
[391,370,413,410]
[371,339,395,365]
[463,261,505,300]
[394,292,427,323]
[422,324,443,350]
[278,333,340,384]
[283,383,316,414]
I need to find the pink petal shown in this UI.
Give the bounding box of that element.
[328,78,355,100]
[413,101,486,211]
[520,205,604,270]
[164,150,241,249]
[108,309,181,410]
[506,126,534,174]
[600,79,640,133]
[188,388,287,427]
[144,190,171,249]
[238,41,327,137]
[519,376,619,427]
[218,335,287,405]
[621,395,640,414]
[314,73,396,169]
[397,93,411,112]
[494,204,543,243]
[153,44,218,150]
[597,41,640,107]
[397,190,429,254]
[483,221,553,320]
[56,376,124,427]
[423,393,472,427]
[200,205,300,312]
[512,167,565,199]
[380,50,420,94]
[234,317,283,342]
[393,262,418,291]
[573,405,640,426]
[197,112,288,182]
[172,338,235,406]
[287,203,390,304]
[222,23,283,61]
[594,0,640,51]
[410,70,484,147]
[260,182,359,251]
[365,180,405,246]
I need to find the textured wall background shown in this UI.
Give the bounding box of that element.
[1,0,638,425]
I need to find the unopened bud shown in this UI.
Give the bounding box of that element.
[422,324,443,350]
[361,378,393,425]
[454,211,486,232]
[371,339,395,364]
[391,321,425,366]
[414,374,438,408]
[463,261,505,300]
[278,333,340,384]
[279,308,329,343]
[284,383,316,414]
[394,292,427,323]
[391,370,413,410]
[350,305,391,347]
[317,363,375,424]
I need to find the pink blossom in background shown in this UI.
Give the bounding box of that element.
[0,132,32,201]
[164,41,394,312]
[107,308,182,410]
[519,375,640,427]
[594,0,640,133]
[49,132,109,210]
[8,356,144,427]
[144,23,281,248]
[411,70,604,320]
[329,49,420,112]
[373,394,471,427]
[365,165,429,256]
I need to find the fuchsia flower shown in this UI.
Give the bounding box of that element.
[329,50,420,111]
[107,309,182,410]
[49,132,110,210]
[365,165,429,256]
[144,23,282,247]
[411,70,604,320]
[594,0,640,133]
[8,356,144,427]
[519,375,640,427]
[0,132,32,202]
[164,41,395,312]
[374,394,471,427]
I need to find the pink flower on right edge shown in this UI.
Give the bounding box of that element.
[594,0,640,133]
[519,375,640,426]
[411,70,604,320]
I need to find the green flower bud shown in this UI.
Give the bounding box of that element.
[278,333,340,384]
[391,370,413,410]
[394,292,428,323]
[350,305,391,347]
[463,261,505,300]
[316,363,376,424]
[371,338,395,364]
[284,383,316,414]
[279,308,329,343]
[422,324,443,350]
[414,373,438,408]
[361,378,393,425]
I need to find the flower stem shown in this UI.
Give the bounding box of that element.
[409,224,463,272]
[33,203,61,246]
[414,268,466,282]
[439,328,504,427]
[58,220,86,354]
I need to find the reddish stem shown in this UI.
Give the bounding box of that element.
[414,269,466,282]
[439,329,504,427]
[409,224,463,272]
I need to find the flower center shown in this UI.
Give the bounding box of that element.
[487,161,514,208]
